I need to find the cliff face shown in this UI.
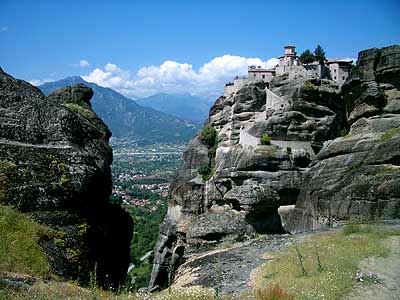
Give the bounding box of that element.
[150,66,344,288]
[286,45,400,232]
[0,69,133,287]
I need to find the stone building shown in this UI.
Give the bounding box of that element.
[247,65,275,82]
[326,59,353,86]
[275,45,302,75]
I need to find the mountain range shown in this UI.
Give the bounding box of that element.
[135,93,211,123]
[39,77,202,144]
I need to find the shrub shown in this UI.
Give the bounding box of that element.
[199,125,218,179]
[198,165,213,181]
[200,125,217,148]
[340,128,348,137]
[260,134,271,145]
[255,283,294,300]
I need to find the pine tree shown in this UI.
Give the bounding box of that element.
[314,45,326,62]
[299,49,315,64]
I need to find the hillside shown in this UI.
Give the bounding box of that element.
[135,93,211,123]
[39,77,200,144]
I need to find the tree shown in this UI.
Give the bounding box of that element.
[299,50,316,64]
[314,45,326,62]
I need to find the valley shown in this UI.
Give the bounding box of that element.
[109,142,185,289]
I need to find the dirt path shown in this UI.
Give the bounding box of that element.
[345,235,400,300]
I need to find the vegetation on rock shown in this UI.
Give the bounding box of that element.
[0,205,52,277]
[260,134,271,145]
[199,125,218,181]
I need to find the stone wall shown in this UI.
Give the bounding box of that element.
[266,89,288,110]
[239,128,260,146]
[224,78,249,96]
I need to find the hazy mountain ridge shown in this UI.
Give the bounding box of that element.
[39,77,201,144]
[135,93,211,123]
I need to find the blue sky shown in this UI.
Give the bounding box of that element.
[1,0,399,98]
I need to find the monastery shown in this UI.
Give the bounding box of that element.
[224,45,353,153]
[224,45,353,96]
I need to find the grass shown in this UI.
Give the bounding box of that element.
[2,215,399,300]
[254,224,400,300]
[1,283,298,300]
[255,284,294,300]
[0,205,52,277]
[63,103,96,119]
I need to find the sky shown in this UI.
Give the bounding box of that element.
[0,0,399,99]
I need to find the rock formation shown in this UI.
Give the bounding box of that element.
[149,64,345,288]
[0,69,133,287]
[286,45,400,232]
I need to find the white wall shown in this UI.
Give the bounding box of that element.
[266,89,287,110]
[239,128,260,147]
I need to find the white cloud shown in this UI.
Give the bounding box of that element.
[70,59,90,68]
[82,55,279,98]
[0,26,8,32]
[29,79,53,86]
[79,60,90,68]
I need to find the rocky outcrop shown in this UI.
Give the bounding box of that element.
[0,69,133,287]
[150,66,345,288]
[286,45,400,233]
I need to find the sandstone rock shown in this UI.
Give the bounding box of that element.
[286,45,400,233]
[186,209,253,252]
[149,65,343,288]
[0,69,133,287]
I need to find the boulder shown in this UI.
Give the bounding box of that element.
[0,69,133,287]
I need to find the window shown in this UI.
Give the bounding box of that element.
[262,75,265,79]
[254,74,256,78]
[342,76,345,80]
[334,76,337,80]
[334,69,336,73]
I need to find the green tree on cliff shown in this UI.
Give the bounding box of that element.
[299,49,316,64]
[314,45,326,62]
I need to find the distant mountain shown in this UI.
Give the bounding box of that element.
[135,93,211,123]
[39,77,200,144]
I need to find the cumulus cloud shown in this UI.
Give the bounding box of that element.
[82,55,279,98]
[70,59,90,68]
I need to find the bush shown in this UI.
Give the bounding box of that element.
[199,125,218,179]
[200,125,217,148]
[260,134,271,145]
[198,165,213,181]
[255,283,294,300]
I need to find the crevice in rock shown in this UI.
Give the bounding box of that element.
[224,198,242,211]
[245,209,286,234]
[201,232,226,243]
[278,188,300,205]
